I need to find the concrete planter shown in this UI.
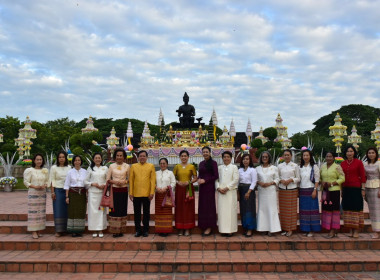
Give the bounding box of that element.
[3,183,13,192]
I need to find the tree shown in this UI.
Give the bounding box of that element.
[263,127,277,141]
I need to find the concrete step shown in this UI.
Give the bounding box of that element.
[0,219,375,235]
[1,249,379,273]
[0,212,372,221]
[0,233,379,251]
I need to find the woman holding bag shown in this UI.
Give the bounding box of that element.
[155,158,176,236]
[173,150,198,236]
[85,153,108,238]
[106,148,130,238]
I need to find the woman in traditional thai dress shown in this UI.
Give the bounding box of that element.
[173,150,198,236]
[256,151,281,236]
[197,146,219,236]
[238,153,257,237]
[364,147,380,239]
[49,151,71,237]
[106,148,130,238]
[64,155,87,237]
[341,145,366,238]
[155,157,176,236]
[85,152,108,238]
[299,149,321,237]
[278,149,300,237]
[320,151,345,238]
[216,151,239,237]
[24,153,49,239]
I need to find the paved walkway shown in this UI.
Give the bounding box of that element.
[0,191,369,215]
[0,272,379,279]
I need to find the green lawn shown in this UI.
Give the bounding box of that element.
[13,178,27,190]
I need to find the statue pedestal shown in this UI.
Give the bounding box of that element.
[145,147,235,166]
[3,183,13,192]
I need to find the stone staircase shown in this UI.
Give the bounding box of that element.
[1,212,380,273]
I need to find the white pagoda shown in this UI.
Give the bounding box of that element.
[255,126,268,144]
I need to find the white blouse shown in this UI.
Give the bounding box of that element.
[48,165,71,189]
[85,165,108,193]
[156,169,176,190]
[64,168,87,190]
[256,165,279,187]
[24,168,49,188]
[278,162,300,190]
[215,163,239,190]
[300,164,320,189]
[238,167,258,190]
[364,161,380,189]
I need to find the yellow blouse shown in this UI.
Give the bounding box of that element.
[106,163,130,188]
[173,164,197,182]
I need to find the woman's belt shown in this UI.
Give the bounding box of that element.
[69,187,87,194]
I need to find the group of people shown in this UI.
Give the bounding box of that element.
[24,145,380,239]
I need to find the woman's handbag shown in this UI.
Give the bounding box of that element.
[99,181,114,210]
[162,185,175,207]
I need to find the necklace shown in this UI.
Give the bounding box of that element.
[347,159,354,165]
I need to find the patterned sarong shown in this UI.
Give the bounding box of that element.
[67,189,87,233]
[238,183,257,230]
[279,189,298,231]
[27,188,47,231]
[155,192,174,233]
[53,188,67,233]
[299,187,321,232]
[366,188,380,232]
[108,187,128,234]
[342,187,364,229]
[321,190,341,230]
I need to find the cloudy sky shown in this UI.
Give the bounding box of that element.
[1,0,379,135]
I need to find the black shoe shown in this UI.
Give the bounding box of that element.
[135,231,142,237]
[222,233,232,237]
[113,233,123,238]
[72,233,81,237]
[142,232,149,237]
[158,233,168,237]
[202,230,213,237]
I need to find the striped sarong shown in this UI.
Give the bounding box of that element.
[67,189,87,234]
[238,183,257,230]
[299,187,321,232]
[155,191,174,233]
[108,187,128,234]
[321,190,340,230]
[27,188,47,231]
[53,188,67,233]
[279,189,298,231]
[342,187,364,229]
[366,188,380,232]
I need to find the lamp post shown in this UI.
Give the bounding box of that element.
[347,125,361,151]
[371,118,380,154]
[329,113,347,154]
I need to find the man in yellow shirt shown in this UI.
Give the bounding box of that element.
[129,150,156,237]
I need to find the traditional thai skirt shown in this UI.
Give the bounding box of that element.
[108,187,128,234]
[238,183,257,230]
[321,190,341,230]
[278,189,298,231]
[155,192,174,233]
[67,188,87,234]
[342,187,364,229]
[27,188,46,232]
[175,183,195,229]
[88,189,107,231]
[53,188,67,233]
[257,185,281,233]
[366,188,380,232]
[299,187,321,232]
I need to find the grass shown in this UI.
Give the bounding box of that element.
[13,178,27,190]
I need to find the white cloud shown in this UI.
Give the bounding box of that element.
[0,0,379,135]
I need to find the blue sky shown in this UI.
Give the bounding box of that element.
[0,0,379,135]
